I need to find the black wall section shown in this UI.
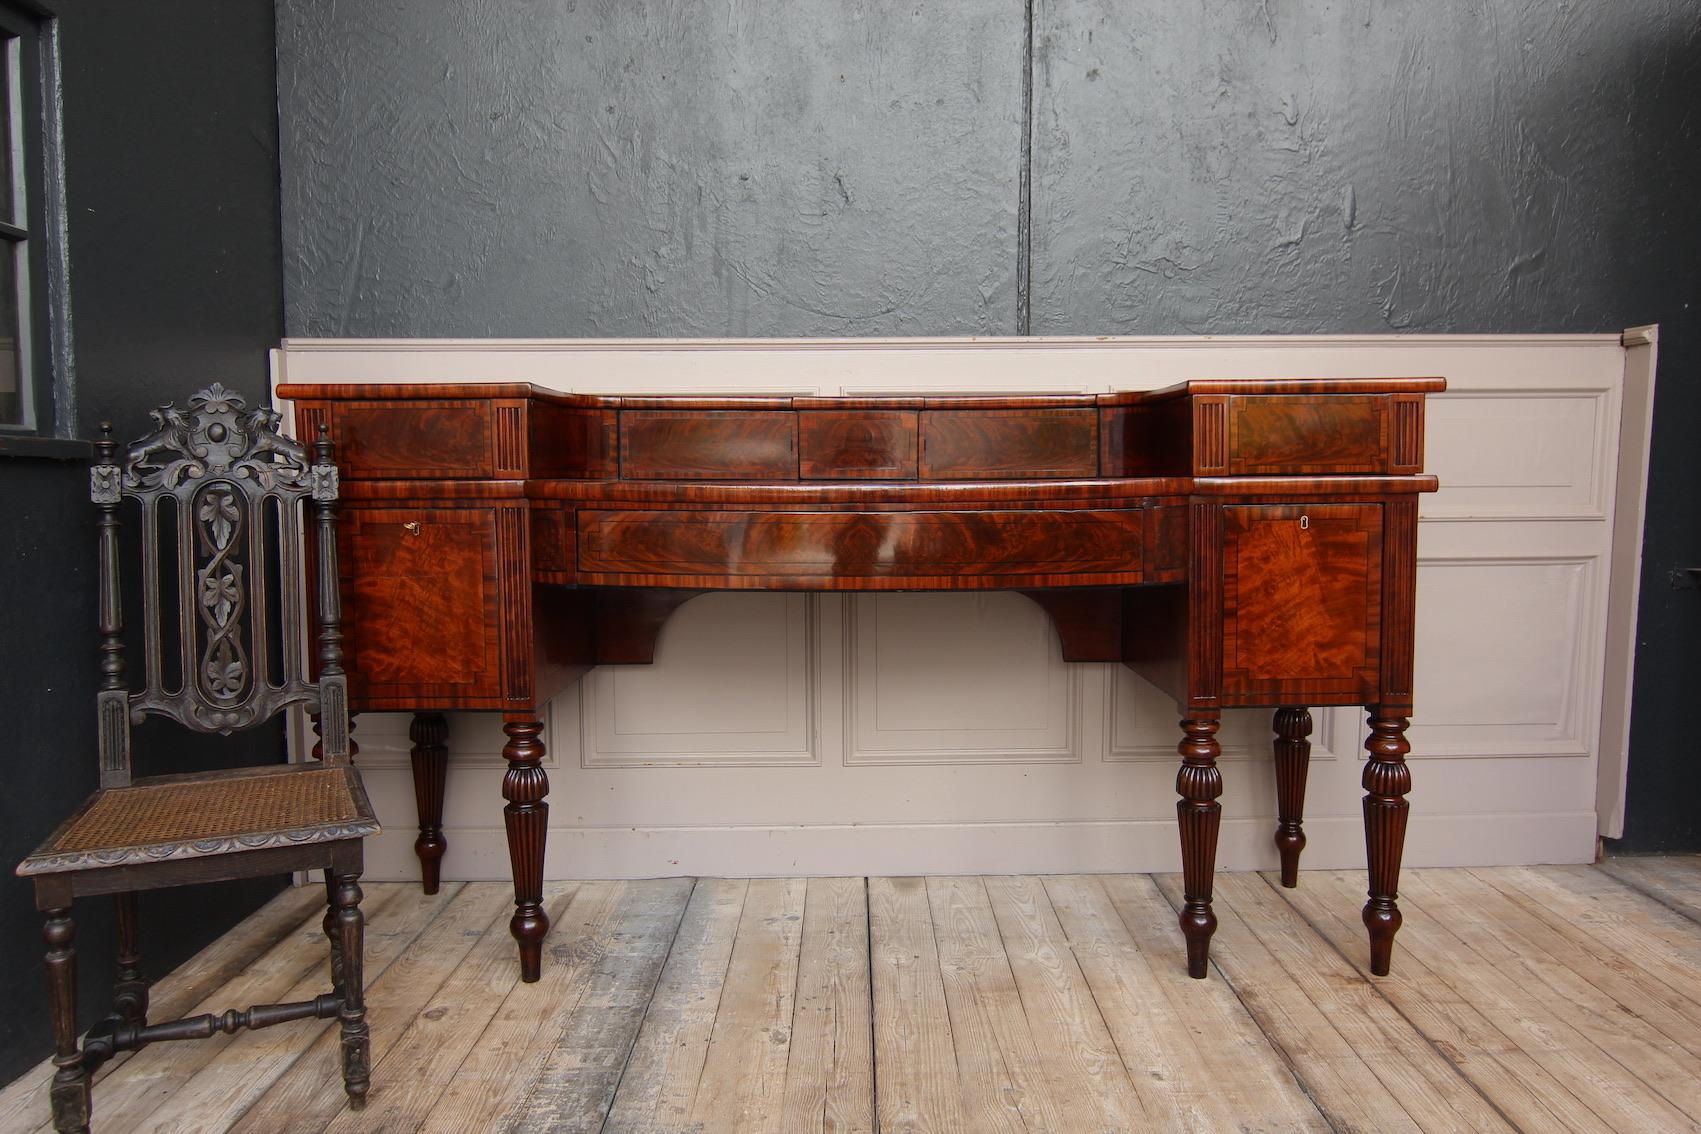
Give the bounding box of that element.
[276,1,1023,337]
[0,0,287,1085]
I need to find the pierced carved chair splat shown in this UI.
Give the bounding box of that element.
[15,383,379,1134]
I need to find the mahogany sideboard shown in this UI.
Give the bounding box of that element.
[278,377,1443,983]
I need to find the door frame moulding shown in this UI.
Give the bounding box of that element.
[1595,325,1658,840]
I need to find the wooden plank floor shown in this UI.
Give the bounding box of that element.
[3,859,1699,1133]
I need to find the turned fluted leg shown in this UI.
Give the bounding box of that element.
[44,908,89,1134]
[1273,706,1313,888]
[1362,707,1412,977]
[333,875,370,1107]
[502,717,550,983]
[1176,715,1223,979]
[409,712,449,894]
[112,893,147,1027]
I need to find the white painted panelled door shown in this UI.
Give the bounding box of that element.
[275,334,1645,879]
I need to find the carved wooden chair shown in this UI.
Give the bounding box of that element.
[14,384,380,1134]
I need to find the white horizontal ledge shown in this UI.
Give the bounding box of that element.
[281,332,1625,353]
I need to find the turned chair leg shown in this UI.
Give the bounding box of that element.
[1362,707,1413,976]
[44,907,90,1134]
[1176,715,1223,979]
[322,869,345,997]
[112,893,148,1026]
[1272,707,1312,888]
[410,712,449,895]
[333,874,370,1107]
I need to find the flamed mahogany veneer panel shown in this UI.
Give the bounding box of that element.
[622,410,797,479]
[576,507,1145,588]
[1221,503,1383,705]
[799,410,919,479]
[334,401,496,478]
[1228,395,1388,474]
[340,507,506,700]
[920,408,1099,479]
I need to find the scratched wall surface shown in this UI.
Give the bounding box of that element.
[276,0,1022,337]
[275,0,1701,848]
[1031,1,1693,335]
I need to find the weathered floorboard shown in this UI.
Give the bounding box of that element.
[1100,873,1334,1133]
[602,878,748,1133]
[512,878,695,1134]
[778,877,875,1134]
[1154,871,1429,1134]
[128,885,456,1134]
[1044,874,1284,1134]
[29,886,406,1134]
[924,875,1059,1133]
[0,884,326,1134]
[982,874,1150,1131]
[227,881,507,1134]
[5,867,1700,1134]
[1597,855,1701,925]
[686,878,808,1134]
[869,875,969,1134]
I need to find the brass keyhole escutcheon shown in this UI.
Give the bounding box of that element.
[1299,514,1309,530]
[403,521,421,535]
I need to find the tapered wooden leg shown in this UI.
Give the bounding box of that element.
[1362,707,1412,977]
[502,716,550,983]
[333,875,370,1107]
[1272,706,1312,888]
[409,712,449,895]
[112,893,147,1026]
[43,908,89,1134]
[1176,715,1223,979]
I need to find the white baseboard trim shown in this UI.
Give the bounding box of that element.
[355,812,1599,882]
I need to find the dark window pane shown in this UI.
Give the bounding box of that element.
[0,35,14,227]
[0,235,18,424]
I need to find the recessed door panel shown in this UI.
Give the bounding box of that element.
[1221,503,1382,704]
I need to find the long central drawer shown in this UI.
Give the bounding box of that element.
[574,508,1146,589]
[618,407,1101,481]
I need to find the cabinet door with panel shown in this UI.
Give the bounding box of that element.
[338,504,522,708]
[1220,503,1383,705]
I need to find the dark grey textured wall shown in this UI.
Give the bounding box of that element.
[276,0,1701,848]
[1030,2,1690,335]
[279,1,1022,336]
[0,0,287,1085]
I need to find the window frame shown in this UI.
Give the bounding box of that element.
[0,0,73,452]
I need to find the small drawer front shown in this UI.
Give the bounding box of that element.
[920,408,1099,479]
[1225,395,1389,474]
[621,410,797,480]
[1221,503,1382,704]
[332,401,499,479]
[576,508,1144,588]
[799,410,918,479]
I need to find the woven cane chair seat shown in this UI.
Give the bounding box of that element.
[19,765,378,876]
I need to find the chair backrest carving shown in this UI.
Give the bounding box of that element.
[91,383,348,787]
